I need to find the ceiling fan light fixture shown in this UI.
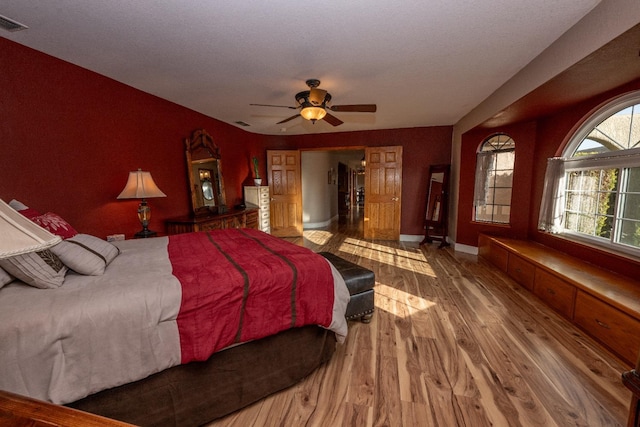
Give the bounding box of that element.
[309,88,328,106]
[256,78,376,127]
[300,105,326,123]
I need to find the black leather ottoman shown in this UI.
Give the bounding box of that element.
[319,252,375,323]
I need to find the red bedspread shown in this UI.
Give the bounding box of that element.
[168,228,335,363]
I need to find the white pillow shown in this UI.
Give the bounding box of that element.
[0,250,67,289]
[8,199,29,211]
[0,267,14,289]
[51,234,120,276]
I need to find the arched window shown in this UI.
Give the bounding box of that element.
[539,91,640,257]
[474,133,515,224]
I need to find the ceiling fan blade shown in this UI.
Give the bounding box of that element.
[322,112,344,126]
[250,103,298,110]
[276,114,300,124]
[329,104,377,113]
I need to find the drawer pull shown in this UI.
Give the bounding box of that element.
[595,319,611,329]
[546,288,556,295]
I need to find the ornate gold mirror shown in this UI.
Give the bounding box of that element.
[185,129,227,215]
[421,164,450,248]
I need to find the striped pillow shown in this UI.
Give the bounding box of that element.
[0,267,14,289]
[51,234,120,276]
[0,250,67,289]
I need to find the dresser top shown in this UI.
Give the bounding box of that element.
[166,207,258,224]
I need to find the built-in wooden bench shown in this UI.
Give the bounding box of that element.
[478,233,640,367]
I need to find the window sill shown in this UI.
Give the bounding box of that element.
[538,230,640,263]
[471,221,511,228]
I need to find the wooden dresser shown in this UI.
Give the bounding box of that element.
[165,208,259,235]
[244,186,270,234]
[479,233,640,366]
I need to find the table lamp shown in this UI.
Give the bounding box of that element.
[117,169,166,238]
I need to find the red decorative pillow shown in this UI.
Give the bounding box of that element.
[30,212,78,239]
[18,207,42,219]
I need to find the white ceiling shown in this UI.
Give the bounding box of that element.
[1,1,602,135]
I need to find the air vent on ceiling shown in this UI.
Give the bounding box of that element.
[0,15,28,32]
[234,121,251,127]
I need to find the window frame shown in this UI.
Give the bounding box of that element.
[564,91,640,155]
[539,90,640,259]
[473,133,515,224]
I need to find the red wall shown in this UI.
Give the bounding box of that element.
[456,122,537,245]
[456,78,640,278]
[0,37,264,237]
[1,38,452,238]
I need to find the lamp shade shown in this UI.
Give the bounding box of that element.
[0,199,61,259]
[117,169,167,200]
[300,105,327,122]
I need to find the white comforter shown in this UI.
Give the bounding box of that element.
[0,237,349,405]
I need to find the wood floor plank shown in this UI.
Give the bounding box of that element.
[207,211,630,426]
[345,322,376,408]
[400,400,434,427]
[373,355,402,427]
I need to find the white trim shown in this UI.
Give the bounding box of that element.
[564,91,640,156]
[400,234,423,242]
[563,147,640,170]
[558,229,640,259]
[454,243,477,255]
[303,215,338,229]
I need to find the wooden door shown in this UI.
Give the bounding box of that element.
[267,150,303,237]
[337,162,349,214]
[364,146,402,240]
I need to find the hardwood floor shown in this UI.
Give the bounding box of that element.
[208,209,632,426]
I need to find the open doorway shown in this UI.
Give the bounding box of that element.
[300,149,364,234]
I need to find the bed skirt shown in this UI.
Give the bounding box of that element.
[67,325,336,426]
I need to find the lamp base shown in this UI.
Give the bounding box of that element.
[134,229,157,239]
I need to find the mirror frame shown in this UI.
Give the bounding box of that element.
[422,164,450,248]
[185,129,227,216]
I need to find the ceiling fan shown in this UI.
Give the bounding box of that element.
[250,79,377,126]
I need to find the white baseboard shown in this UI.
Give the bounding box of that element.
[400,234,423,242]
[454,243,478,255]
[303,215,338,229]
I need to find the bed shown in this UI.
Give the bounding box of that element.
[0,226,350,426]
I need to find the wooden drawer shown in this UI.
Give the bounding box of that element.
[258,187,270,200]
[507,254,535,291]
[574,291,640,365]
[533,269,576,319]
[225,216,242,229]
[480,238,508,272]
[199,219,225,231]
[245,210,259,230]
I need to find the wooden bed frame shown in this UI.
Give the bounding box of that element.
[67,325,336,426]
